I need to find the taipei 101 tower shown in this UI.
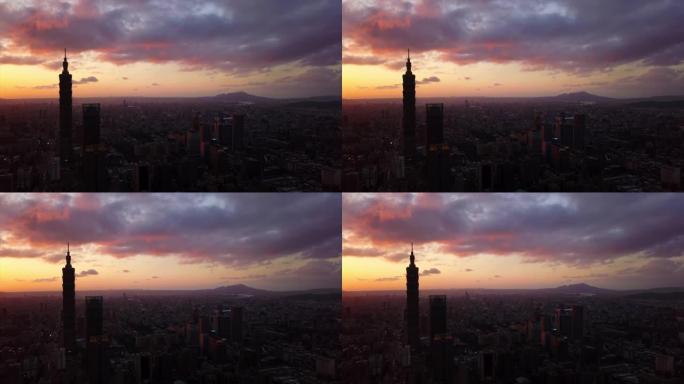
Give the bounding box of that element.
[59,49,72,167]
[402,49,416,160]
[406,244,419,350]
[62,244,75,351]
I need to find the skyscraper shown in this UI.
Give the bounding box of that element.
[59,49,72,167]
[62,244,75,351]
[402,49,416,160]
[426,103,444,148]
[82,103,101,150]
[82,104,105,192]
[86,296,103,339]
[85,296,106,384]
[429,295,447,341]
[406,244,419,349]
[572,305,584,339]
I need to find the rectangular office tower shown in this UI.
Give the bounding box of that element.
[342,0,684,192]
[342,193,684,383]
[0,0,342,192]
[0,193,342,383]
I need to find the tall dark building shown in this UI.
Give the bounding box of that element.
[572,114,586,149]
[429,295,447,341]
[402,49,416,160]
[554,307,573,338]
[230,306,243,342]
[426,103,444,148]
[406,244,419,349]
[82,103,101,150]
[82,104,105,192]
[571,305,584,339]
[86,296,106,384]
[86,296,103,339]
[61,244,75,351]
[59,49,72,167]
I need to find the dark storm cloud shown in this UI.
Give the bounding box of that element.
[0,193,341,268]
[343,0,684,73]
[1,0,340,94]
[344,193,684,266]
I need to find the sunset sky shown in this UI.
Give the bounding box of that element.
[343,193,684,291]
[0,0,341,99]
[343,0,684,99]
[0,193,341,292]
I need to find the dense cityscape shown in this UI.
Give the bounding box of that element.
[342,54,684,192]
[341,250,684,384]
[0,249,341,383]
[0,52,341,192]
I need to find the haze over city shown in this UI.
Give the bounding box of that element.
[0,193,342,292]
[343,193,684,291]
[342,0,684,99]
[0,0,341,99]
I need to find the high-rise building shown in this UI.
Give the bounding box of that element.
[571,305,584,339]
[82,103,105,191]
[230,306,243,342]
[426,103,444,148]
[406,244,419,349]
[59,49,72,167]
[61,244,75,351]
[554,307,573,338]
[572,114,586,149]
[429,295,447,341]
[82,103,101,150]
[86,296,103,339]
[86,296,106,384]
[402,50,416,160]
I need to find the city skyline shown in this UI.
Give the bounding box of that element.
[0,0,341,99]
[343,193,684,291]
[0,193,342,292]
[343,0,684,99]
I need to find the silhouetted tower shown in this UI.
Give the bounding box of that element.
[62,243,75,351]
[406,243,419,349]
[402,49,416,160]
[59,49,73,167]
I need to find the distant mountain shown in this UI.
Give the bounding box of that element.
[212,91,277,104]
[550,91,614,102]
[211,284,272,296]
[552,283,613,294]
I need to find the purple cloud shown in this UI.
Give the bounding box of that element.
[0,193,341,269]
[344,193,684,267]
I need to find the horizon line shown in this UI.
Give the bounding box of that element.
[0,93,341,101]
[0,286,342,294]
[342,93,684,101]
[342,284,684,293]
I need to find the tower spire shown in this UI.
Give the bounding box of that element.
[409,242,415,265]
[64,48,67,61]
